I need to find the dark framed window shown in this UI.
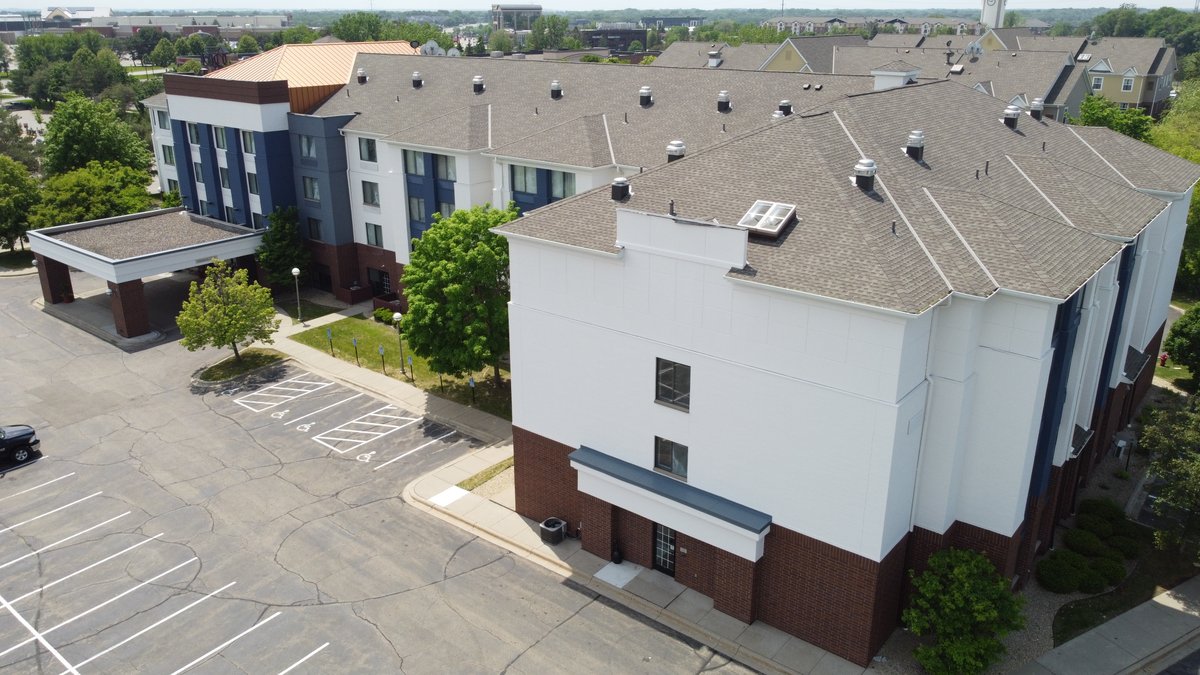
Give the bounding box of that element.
[156,110,169,129]
[247,172,259,195]
[654,437,688,480]
[187,122,200,144]
[359,137,377,162]
[214,126,227,150]
[224,205,235,222]
[366,222,383,247]
[307,217,322,241]
[408,196,426,223]
[404,150,425,176]
[303,176,320,201]
[363,180,380,206]
[161,145,175,166]
[299,134,317,158]
[438,201,455,219]
[512,165,536,194]
[240,130,256,154]
[166,178,179,193]
[435,154,456,181]
[655,358,690,410]
[549,170,574,200]
[219,167,230,189]
[368,267,391,294]
[193,162,204,183]
[251,212,264,228]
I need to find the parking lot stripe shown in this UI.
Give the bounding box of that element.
[277,642,330,675]
[167,611,281,675]
[10,533,164,603]
[373,431,457,471]
[0,491,103,536]
[0,511,130,570]
[0,556,198,659]
[287,393,363,424]
[0,592,80,674]
[63,580,237,673]
[0,473,75,504]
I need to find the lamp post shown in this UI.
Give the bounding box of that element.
[291,267,302,325]
[393,312,406,377]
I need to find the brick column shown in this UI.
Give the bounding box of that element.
[109,279,150,338]
[35,254,73,304]
[580,494,614,559]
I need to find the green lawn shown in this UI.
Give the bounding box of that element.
[290,315,512,420]
[1156,356,1195,393]
[1171,294,1199,313]
[0,248,33,270]
[273,296,343,325]
[196,348,285,382]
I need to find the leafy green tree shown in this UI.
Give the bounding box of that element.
[1166,309,1200,376]
[903,548,1025,675]
[0,108,40,173]
[628,39,644,52]
[664,26,688,46]
[528,15,568,50]
[488,30,514,53]
[176,59,202,74]
[1152,81,1200,295]
[1141,398,1200,557]
[1094,4,1146,37]
[124,27,168,63]
[28,161,152,230]
[43,94,152,175]
[162,190,182,207]
[1071,94,1152,141]
[237,35,260,54]
[148,38,176,67]
[255,207,311,286]
[1004,12,1022,29]
[401,203,517,387]
[279,25,319,44]
[0,156,37,249]
[328,12,386,42]
[177,258,280,363]
[1050,21,1075,36]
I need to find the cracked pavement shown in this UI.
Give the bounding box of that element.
[0,272,755,674]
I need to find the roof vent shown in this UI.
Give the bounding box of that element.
[854,158,877,191]
[490,50,504,58]
[666,139,686,162]
[717,90,731,113]
[356,68,367,84]
[707,50,723,68]
[473,75,485,94]
[949,64,964,74]
[412,71,422,88]
[1030,97,1045,121]
[771,110,786,120]
[1002,104,1021,129]
[512,52,526,60]
[550,80,562,100]
[611,176,630,201]
[814,83,823,91]
[778,100,793,116]
[803,83,811,90]
[639,85,653,107]
[905,130,925,162]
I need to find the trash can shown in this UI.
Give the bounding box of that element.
[540,517,565,545]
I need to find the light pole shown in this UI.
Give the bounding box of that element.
[291,267,302,325]
[393,312,406,377]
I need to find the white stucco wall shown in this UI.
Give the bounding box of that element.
[167,95,290,133]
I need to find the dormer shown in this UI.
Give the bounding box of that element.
[870,60,921,91]
[1088,58,1113,73]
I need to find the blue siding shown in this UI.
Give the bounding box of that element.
[1094,244,1137,411]
[512,166,550,213]
[256,130,296,215]
[405,152,457,241]
[289,113,355,246]
[224,127,251,226]
[1030,291,1084,499]
[196,123,224,218]
[170,121,196,212]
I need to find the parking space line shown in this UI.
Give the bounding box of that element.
[0,592,79,674]
[234,377,334,412]
[0,473,75,505]
[0,556,198,660]
[287,394,363,424]
[278,642,330,675]
[312,405,420,454]
[373,432,458,471]
[11,533,164,603]
[0,511,130,571]
[0,492,102,536]
[63,580,237,674]
[167,611,281,675]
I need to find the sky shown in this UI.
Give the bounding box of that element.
[4,1,1196,13]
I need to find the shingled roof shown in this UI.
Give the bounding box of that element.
[498,81,1199,314]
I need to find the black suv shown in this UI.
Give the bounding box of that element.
[0,425,41,465]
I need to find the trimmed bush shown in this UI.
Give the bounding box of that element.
[1078,568,1108,594]
[1075,513,1114,539]
[1091,557,1127,586]
[1077,498,1125,523]
[1107,535,1142,560]
[1111,519,1153,542]
[1064,528,1111,558]
[1036,552,1081,593]
[1056,549,1090,570]
[372,307,394,323]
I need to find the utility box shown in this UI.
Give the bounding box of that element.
[540,517,565,545]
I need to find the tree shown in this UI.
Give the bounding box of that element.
[328,12,386,42]
[236,35,260,54]
[1151,81,1200,295]
[176,60,202,74]
[1071,94,1152,142]
[1141,398,1200,557]
[0,108,40,173]
[279,25,319,44]
[148,38,176,67]
[902,548,1025,675]
[488,30,514,53]
[43,94,151,175]
[1050,21,1075,37]
[255,207,311,286]
[1166,309,1200,376]
[401,203,517,387]
[1004,12,1022,29]
[28,161,153,230]
[0,156,37,249]
[177,258,280,363]
[628,39,644,52]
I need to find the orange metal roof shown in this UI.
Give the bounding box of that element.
[206,41,419,88]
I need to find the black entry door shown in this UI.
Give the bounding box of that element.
[653,524,676,576]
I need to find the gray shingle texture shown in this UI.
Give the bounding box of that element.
[48,211,250,260]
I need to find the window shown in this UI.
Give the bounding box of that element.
[366,222,383,247]
[299,134,317,159]
[219,167,230,189]
[187,122,200,144]
[1119,102,1130,110]
[214,126,226,150]
[654,437,688,480]
[251,212,264,229]
[359,137,377,162]
[167,178,179,193]
[303,176,320,201]
[550,170,575,200]
[438,201,455,218]
[156,110,169,130]
[193,162,204,183]
[435,154,456,181]
[362,180,380,206]
[1122,77,1134,92]
[241,130,255,154]
[161,145,175,166]
[198,201,209,216]
[404,150,425,176]
[307,217,322,241]
[408,196,427,224]
[512,165,537,194]
[655,358,690,410]
[224,205,235,222]
[1092,76,1103,90]
[247,172,259,195]
[368,267,391,294]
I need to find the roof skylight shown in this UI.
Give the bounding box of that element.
[736,200,796,238]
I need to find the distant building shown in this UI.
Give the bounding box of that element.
[642,16,702,29]
[579,27,647,51]
[492,4,540,32]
